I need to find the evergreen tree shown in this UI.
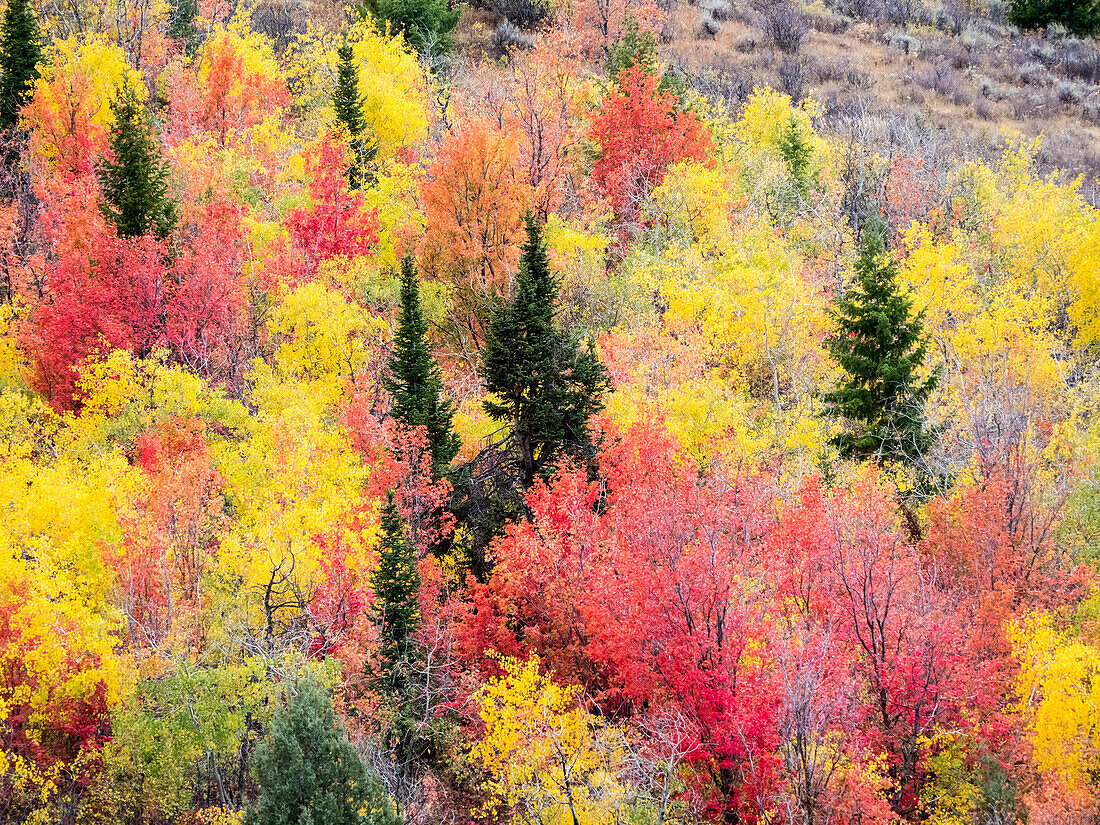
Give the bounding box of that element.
[97,83,179,240]
[0,0,42,129]
[822,218,938,471]
[386,256,459,479]
[249,679,399,825]
[480,215,611,485]
[356,0,459,60]
[167,0,201,56]
[370,494,422,701]
[333,42,376,189]
[1008,0,1099,36]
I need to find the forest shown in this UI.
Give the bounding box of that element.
[0,0,1099,822]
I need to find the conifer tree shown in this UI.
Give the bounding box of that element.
[249,679,399,825]
[369,494,436,771]
[97,83,179,240]
[386,255,460,479]
[333,42,375,189]
[0,0,42,129]
[167,0,200,56]
[370,494,422,703]
[823,218,938,471]
[480,215,611,485]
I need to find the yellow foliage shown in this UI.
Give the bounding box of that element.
[26,35,144,166]
[648,160,737,254]
[1011,613,1100,788]
[472,656,625,825]
[267,282,388,404]
[898,223,978,340]
[290,21,431,162]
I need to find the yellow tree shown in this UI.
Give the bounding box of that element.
[471,656,625,825]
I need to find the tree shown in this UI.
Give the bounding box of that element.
[1008,0,1099,35]
[0,0,42,129]
[333,42,376,190]
[356,0,459,60]
[369,494,435,775]
[421,120,534,352]
[822,219,938,474]
[386,256,459,479]
[97,83,179,240]
[588,65,712,236]
[167,0,200,55]
[371,494,422,703]
[480,215,610,485]
[249,678,399,825]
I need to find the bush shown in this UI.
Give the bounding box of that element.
[489,0,551,27]
[697,10,722,37]
[763,2,809,53]
[1008,0,1100,37]
[493,19,535,53]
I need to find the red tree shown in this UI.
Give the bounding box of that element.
[589,66,712,237]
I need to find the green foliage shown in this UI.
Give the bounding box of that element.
[0,0,42,128]
[778,114,813,197]
[97,82,179,239]
[249,679,399,825]
[369,496,437,765]
[167,0,200,55]
[334,42,377,189]
[480,215,611,485]
[1008,0,1100,35]
[605,17,687,102]
[371,494,422,701]
[822,218,938,472]
[112,659,275,816]
[356,0,459,60]
[386,256,459,478]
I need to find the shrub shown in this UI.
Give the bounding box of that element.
[489,0,551,27]
[763,1,809,53]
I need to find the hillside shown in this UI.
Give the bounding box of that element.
[1,0,1100,823]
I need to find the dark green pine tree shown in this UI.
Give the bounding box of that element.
[822,218,938,471]
[97,83,179,240]
[333,42,376,190]
[248,679,399,825]
[0,0,42,129]
[480,214,611,486]
[370,494,422,703]
[386,255,460,479]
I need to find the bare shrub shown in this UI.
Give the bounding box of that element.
[779,58,807,100]
[763,1,810,53]
[489,0,552,26]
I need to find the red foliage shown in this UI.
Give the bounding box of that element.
[285,134,380,280]
[588,66,712,235]
[460,421,782,822]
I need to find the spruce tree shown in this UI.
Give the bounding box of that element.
[386,255,460,479]
[249,679,399,825]
[822,218,938,471]
[0,0,42,129]
[97,83,179,240]
[370,494,422,702]
[333,42,376,189]
[480,214,611,485]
